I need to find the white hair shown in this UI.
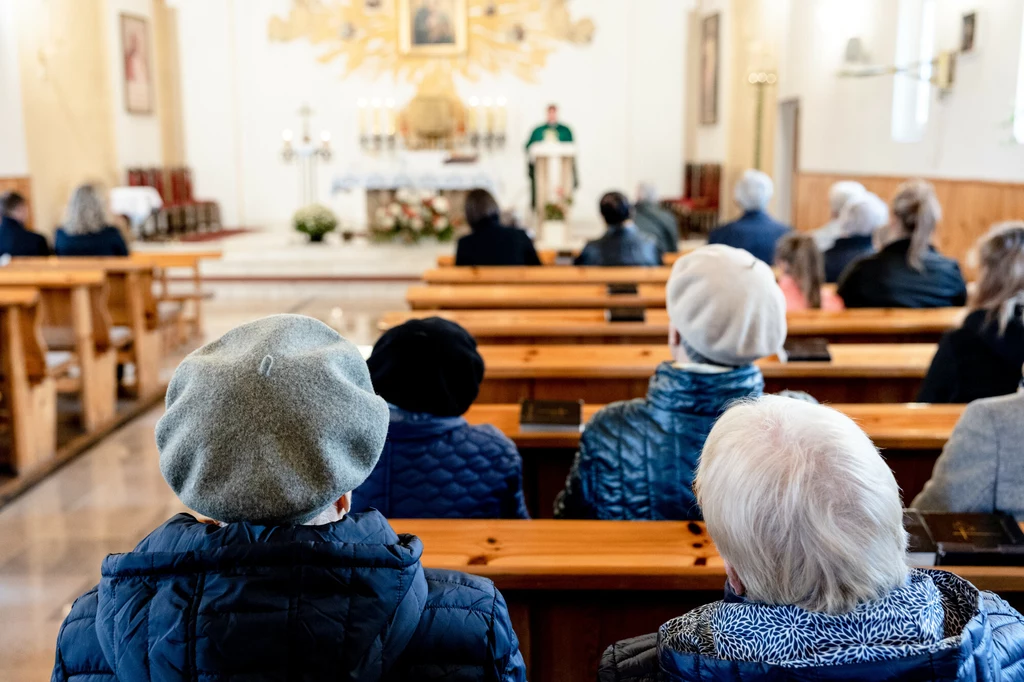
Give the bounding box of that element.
[839,192,889,238]
[63,184,108,236]
[695,395,909,615]
[637,182,658,203]
[733,170,774,212]
[828,181,866,218]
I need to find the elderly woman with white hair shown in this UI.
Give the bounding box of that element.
[823,191,888,282]
[812,180,866,252]
[54,183,130,257]
[600,395,1024,681]
[707,170,791,265]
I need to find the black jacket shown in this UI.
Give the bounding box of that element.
[633,201,679,254]
[0,216,49,257]
[824,234,874,283]
[54,226,129,257]
[455,217,541,266]
[917,309,1024,404]
[575,224,662,267]
[837,238,967,308]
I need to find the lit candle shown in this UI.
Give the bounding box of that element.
[385,98,397,136]
[357,99,369,136]
[481,98,493,136]
[467,96,480,135]
[495,97,507,135]
[371,98,382,136]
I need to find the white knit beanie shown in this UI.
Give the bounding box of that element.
[666,245,787,367]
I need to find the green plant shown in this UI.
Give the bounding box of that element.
[293,204,339,240]
[544,202,566,221]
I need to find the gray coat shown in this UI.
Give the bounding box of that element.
[912,391,1024,519]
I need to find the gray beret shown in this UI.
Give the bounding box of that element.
[156,314,389,524]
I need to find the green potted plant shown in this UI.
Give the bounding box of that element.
[293,204,338,243]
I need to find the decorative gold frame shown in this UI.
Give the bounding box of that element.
[398,0,468,57]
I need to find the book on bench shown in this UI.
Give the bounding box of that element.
[783,337,832,362]
[904,510,1024,566]
[555,250,575,265]
[605,307,646,323]
[519,399,584,433]
[607,283,639,296]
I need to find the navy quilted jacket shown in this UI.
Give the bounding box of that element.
[554,363,763,520]
[353,407,529,519]
[600,569,1024,681]
[51,512,527,682]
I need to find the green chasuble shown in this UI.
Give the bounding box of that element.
[526,123,576,209]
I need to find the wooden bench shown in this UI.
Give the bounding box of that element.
[424,266,674,285]
[131,250,220,343]
[390,518,1024,682]
[464,403,963,517]
[473,344,936,404]
[0,287,59,475]
[436,250,690,267]
[408,284,669,310]
[380,308,964,345]
[0,269,116,431]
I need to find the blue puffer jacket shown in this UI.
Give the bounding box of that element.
[353,407,530,519]
[554,363,763,520]
[51,512,526,682]
[600,569,1024,681]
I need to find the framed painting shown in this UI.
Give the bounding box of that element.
[961,11,977,53]
[364,0,387,13]
[399,0,468,56]
[120,14,153,115]
[700,13,720,126]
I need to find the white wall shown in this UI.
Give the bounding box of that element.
[0,0,29,175]
[106,0,163,170]
[781,0,1024,181]
[173,0,687,230]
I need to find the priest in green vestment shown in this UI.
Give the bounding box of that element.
[526,104,577,209]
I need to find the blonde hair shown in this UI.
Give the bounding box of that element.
[696,396,909,615]
[973,221,1024,333]
[775,233,824,309]
[891,180,941,271]
[63,184,108,236]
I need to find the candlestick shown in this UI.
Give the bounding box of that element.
[495,97,507,136]
[467,97,481,136]
[384,98,397,136]
[371,98,382,136]
[481,98,493,136]
[357,99,369,137]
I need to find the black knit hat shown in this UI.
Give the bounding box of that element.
[368,317,485,417]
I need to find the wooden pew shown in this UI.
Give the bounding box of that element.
[0,270,116,431]
[474,344,936,404]
[424,266,674,285]
[390,518,1024,682]
[10,258,164,398]
[436,250,690,267]
[131,250,220,342]
[464,403,963,517]
[380,308,964,345]
[408,284,669,310]
[0,287,59,475]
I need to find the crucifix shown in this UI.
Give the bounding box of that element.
[281,103,333,207]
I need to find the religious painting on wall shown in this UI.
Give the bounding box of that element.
[961,11,977,53]
[364,0,387,13]
[120,14,153,115]
[700,13,720,126]
[399,0,468,56]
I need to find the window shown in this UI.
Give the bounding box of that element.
[892,0,936,142]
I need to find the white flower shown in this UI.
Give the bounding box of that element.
[395,188,414,204]
[433,216,449,230]
[431,196,450,214]
[387,203,402,217]
[418,189,435,203]
[409,217,425,232]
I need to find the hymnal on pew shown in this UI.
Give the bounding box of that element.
[783,337,832,362]
[904,510,1024,566]
[607,283,638,296]
[606,307,646,323]
[555,250,575,265]
[519,400,584,433]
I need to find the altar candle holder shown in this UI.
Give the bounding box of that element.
[357,99,371,150]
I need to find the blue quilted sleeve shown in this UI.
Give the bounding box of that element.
[553,443,598,519]
[51,587,115,681]
[491,585,528,682]
[981,592,1024,675]
[498,438,530,520]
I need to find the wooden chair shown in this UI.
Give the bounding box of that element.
[131,250,221,344]
[0,287,59,475]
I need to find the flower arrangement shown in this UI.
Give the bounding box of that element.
[372,188,455,243]
[544,187,574,222]
[293,204,338,242]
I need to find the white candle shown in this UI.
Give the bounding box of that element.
[282,129,294,143]
[482,98,493,135]
[467,97,480,135]
[385,98,397,136]
[371,98,382,136]
[495,97,507,135]
[357,99,369,136]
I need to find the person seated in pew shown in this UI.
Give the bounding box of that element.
[600,396,1024,681]
[51,315,526,682]
[774,233,844,311]
[354,317,529,519]
[574,191,663,267]
[912,388,1024,519]
[54,184,130,257]
[824,191,888,283]
[917,222,1024,404]
[811,180,865,252]
[838,180,967,308]
[633,182,679,254]
[554,245,786,520]
[0,191,49,257]
[707,170,791,265]
[455,188,542,266]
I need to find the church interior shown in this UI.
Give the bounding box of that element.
[4,0,1024,680]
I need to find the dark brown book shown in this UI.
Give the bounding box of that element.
[606,307,646,323]
[519,400,584,433]
[555,250,576,266]
[923,512,1024,566]
[783,337,832,362]
[607,283,639,296]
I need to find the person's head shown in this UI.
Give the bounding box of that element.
[636,182,658,205]
[828,181,866,219]
[891,179,942,271]
[546,104,558,125]
[733,170,774,213]
[368,317,484,418]
[599,191,632,227]
[973,221,1024,333]
[156,315,389,525]
[464,188,501,230]
[63,183,108,236]
[666,245,787,366]
[838,192,889,239]
[0,191,28,224]
[696,396,909,615]
[775,233,825,309]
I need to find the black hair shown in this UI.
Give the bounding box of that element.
[599,191,632,226]
[464,188,501,231]
[1,191,26,217]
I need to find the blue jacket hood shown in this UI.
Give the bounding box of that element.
[94,512,428,682]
